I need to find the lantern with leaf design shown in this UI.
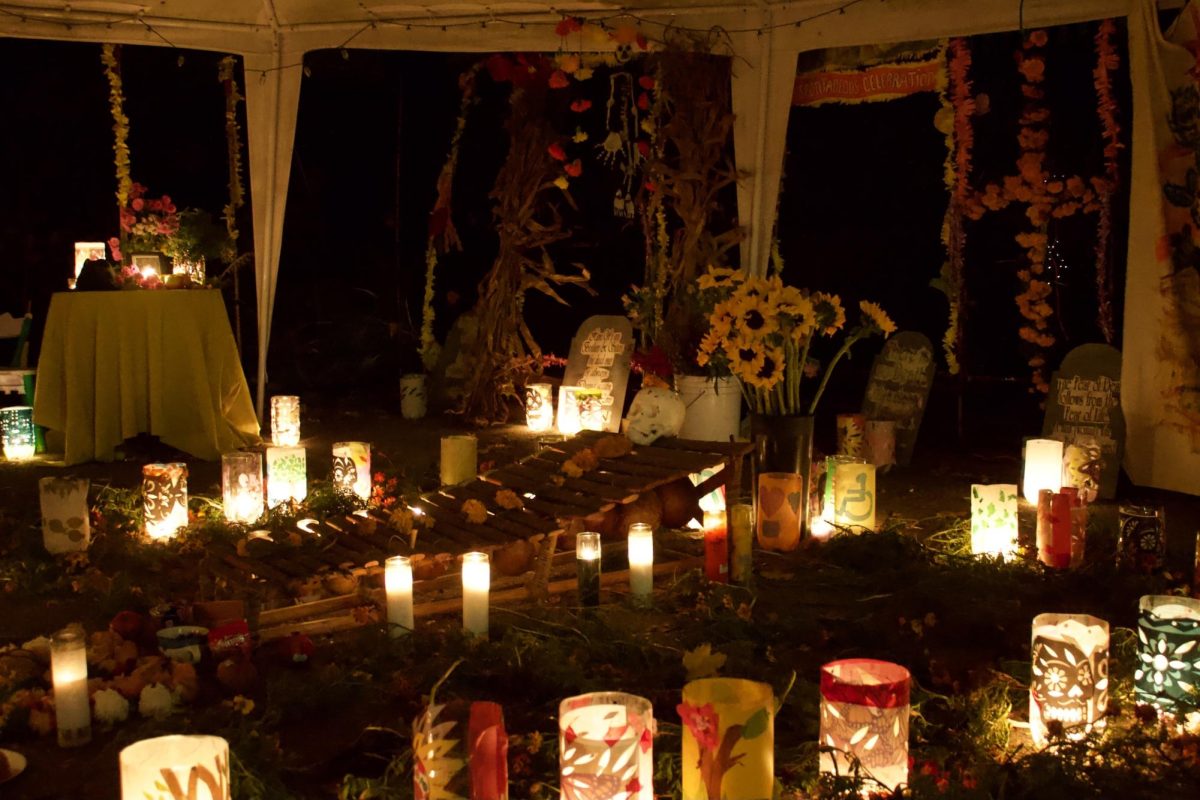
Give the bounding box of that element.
[414,699,508,800]
[266,446,307,508]
[39,477,90,554]
[680,678,773,800]
[332,441,370,501]
[1030,613,1109,746]
[970,483,1018,559]
[819,659,910,793]
[560,691,654,800]
[120,735,230,800]
[143,462,188,540]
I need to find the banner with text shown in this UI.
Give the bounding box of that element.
[793,60,944,107]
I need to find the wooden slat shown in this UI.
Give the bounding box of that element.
[477,472,601,513]
[489,464,634,503]
[419,493,517,546]
[440,483,572,526]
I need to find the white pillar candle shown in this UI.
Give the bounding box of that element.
[332,441,371,501]
[557,386,584,435]
[462,551,490,638]
[221,451,264,525]
[51,625,91,747]
[628,523,654,604]
[1022,438,1064,502]
[440,435,478,486]
[142,462,188,540]
[270,395,300,446]
[525,382,555,432]
[970,483,1019,559]
[120,735,230,799]
[266,446,307,508]
[385,555,414,638]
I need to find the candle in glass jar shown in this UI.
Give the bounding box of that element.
[384,555,414,638]
[221,451,264,525]
[576,531,602,607]
[627,523,654,605]
[462,551,490,637]
[270,395,301,446]
[51,625,91,747]
[703,510,729,583]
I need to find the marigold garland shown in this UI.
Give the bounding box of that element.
[1092,18,1122,343]
[101,44,132,220]
[937,38,974,376]
[218,56,245,262]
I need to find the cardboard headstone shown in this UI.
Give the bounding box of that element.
[561,315,634,433]
[1042,343,1124,500]
[861,331,936,466]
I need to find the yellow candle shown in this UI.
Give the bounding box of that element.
[462,551,490,637]
[385,555,414,637]
[627,523,654,603]
[51,625,91,747]
[440,435,477,486]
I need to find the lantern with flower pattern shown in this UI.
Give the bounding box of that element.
[142,462,188,540]
[1135,595,1200,716]
[1030,613,1109,746]
[680,678,774,800]
[560,692,654,800]
[819,659,910,793]
[332,441,371,501]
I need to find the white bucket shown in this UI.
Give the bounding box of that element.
[676,375,743,442]
[400,373,427,419]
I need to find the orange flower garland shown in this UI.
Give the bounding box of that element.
[1092,18,1122,343]
[938,38,974,375]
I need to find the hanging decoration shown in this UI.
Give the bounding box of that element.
[217,56,245,262]
[1092,18,1122,344]
[101,44,132,221]
[936,38,973,375]
[599,72,642,218]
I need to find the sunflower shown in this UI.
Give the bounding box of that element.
[696,327,729,367]
[783,294,818,343]
[859,300,897,337]
[742,346,786,391]
[697,266,742,291]
[812,292,846,336]
[728,292,778,339]
[728,336,766,378]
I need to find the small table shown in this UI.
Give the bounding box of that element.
[33,290,262,465]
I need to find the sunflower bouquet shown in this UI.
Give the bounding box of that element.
[695,267,896,416]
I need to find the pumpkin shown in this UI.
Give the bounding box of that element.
[617,491,663,533]
[216,655,258,694]
[657,478,702,528]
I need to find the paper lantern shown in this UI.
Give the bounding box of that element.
[833,459,876,532]
[120,735,229,800]
[864,420,896,470]
[266,446,307,508]
[970,483,1018,559]
[1022,438,1063,502]
[400,374,427,420]
[836,413,867,458]
[525,382,555,432]
[819,659,910,793]
[703,510,729,583]
[729,503,754,587]
[440,435,477,486]
[560,691,654,800]
[1,405,35,460]
[414,700,508,800]
[1035,489,1072,570]
[1065,488,1087,568]
[815,455,858,539]
[757,472,804,551]
[39,477,90,554]
[557,386,604,435]
[51,625,91,747]
[1030,613,1109,746]
[143,462,188,540]
[73,241,106,279]
[221,451,263,525]
[332,441,371,501]
[577,531,601,607]
[628,523,654,605]
[1135,595,1200,714]
[270,395,301,446]
[1193,532,1200,600]
[385,555,414,638]
[1118,504,1167,574]
[462,551,490,637]
[680,678,773,800]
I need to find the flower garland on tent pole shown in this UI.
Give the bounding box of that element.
[936,38,973,377]
[1092,18,1122,344]
[101,43,132,249]
[219,55,246,352]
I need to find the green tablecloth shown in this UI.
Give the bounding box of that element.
[33,290,262,465]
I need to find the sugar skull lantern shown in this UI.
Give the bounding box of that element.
[680,678,774,800]
[39,477,90,554]
[1135,595,1200,715]
[560,691,654,800]
[143,462,188,540]
[970,483,1018,559]
[414,700,508,800]
[1030,613,1109,746]
[119,735,230,800]
[525,382,555,432]
[332,441,371,501]
[819,659,910,793]
[266,446,307,508]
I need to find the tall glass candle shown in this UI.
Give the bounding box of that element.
[51,625,91,747]
[120,735,230,799]
[628,523,654,605]
[266,446,307,508]
[703,510,729,583]
[1030,613,1109,746]
[576,532,601,607]
[1022,438,1063,502]
[221,451,264,525]
[143,462,188,540]
[729,503,754,587]
[385,555,414,638]
[440,435,478,486]
[1,405,35,460]
[462,551,490,637]
[524,382,555,432]
[332,441,371,501]
[270,395,300,446]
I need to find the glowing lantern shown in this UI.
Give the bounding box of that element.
[525,382,555,432]
[560,692,654,799]
[756,472,804,552]
[266,446,307,508]
[270,395,300,446]
[119,735,230,800]
[1036,489,1074,569]
[51,624,91,747]
[1,405,35,460]
[680,678,773,800]
[1118,504,1167,574]
[142,462,188,540]
[440,435,477,486]
[557,385,584,435]
[819,659,910,793]
[576,531,601,607]
[833,459,875,532]
[703,510,729,583]
[385,555,414,637]
[1135,595,1200,715]
[400,374,427,420]
[221,451,264,525]
[970,483,1018,559]
[414,700,508,800]
[39,477,90,554]
[1022,438,1063,502]
[1030,613,1109,746]
[462,551,490,638]
[332,441,371,501]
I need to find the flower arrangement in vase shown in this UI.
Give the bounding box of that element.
[119,182,180,255]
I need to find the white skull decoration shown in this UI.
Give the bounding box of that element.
[625,387,686,445]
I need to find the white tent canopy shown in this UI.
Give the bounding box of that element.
[1,0,1194,495]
